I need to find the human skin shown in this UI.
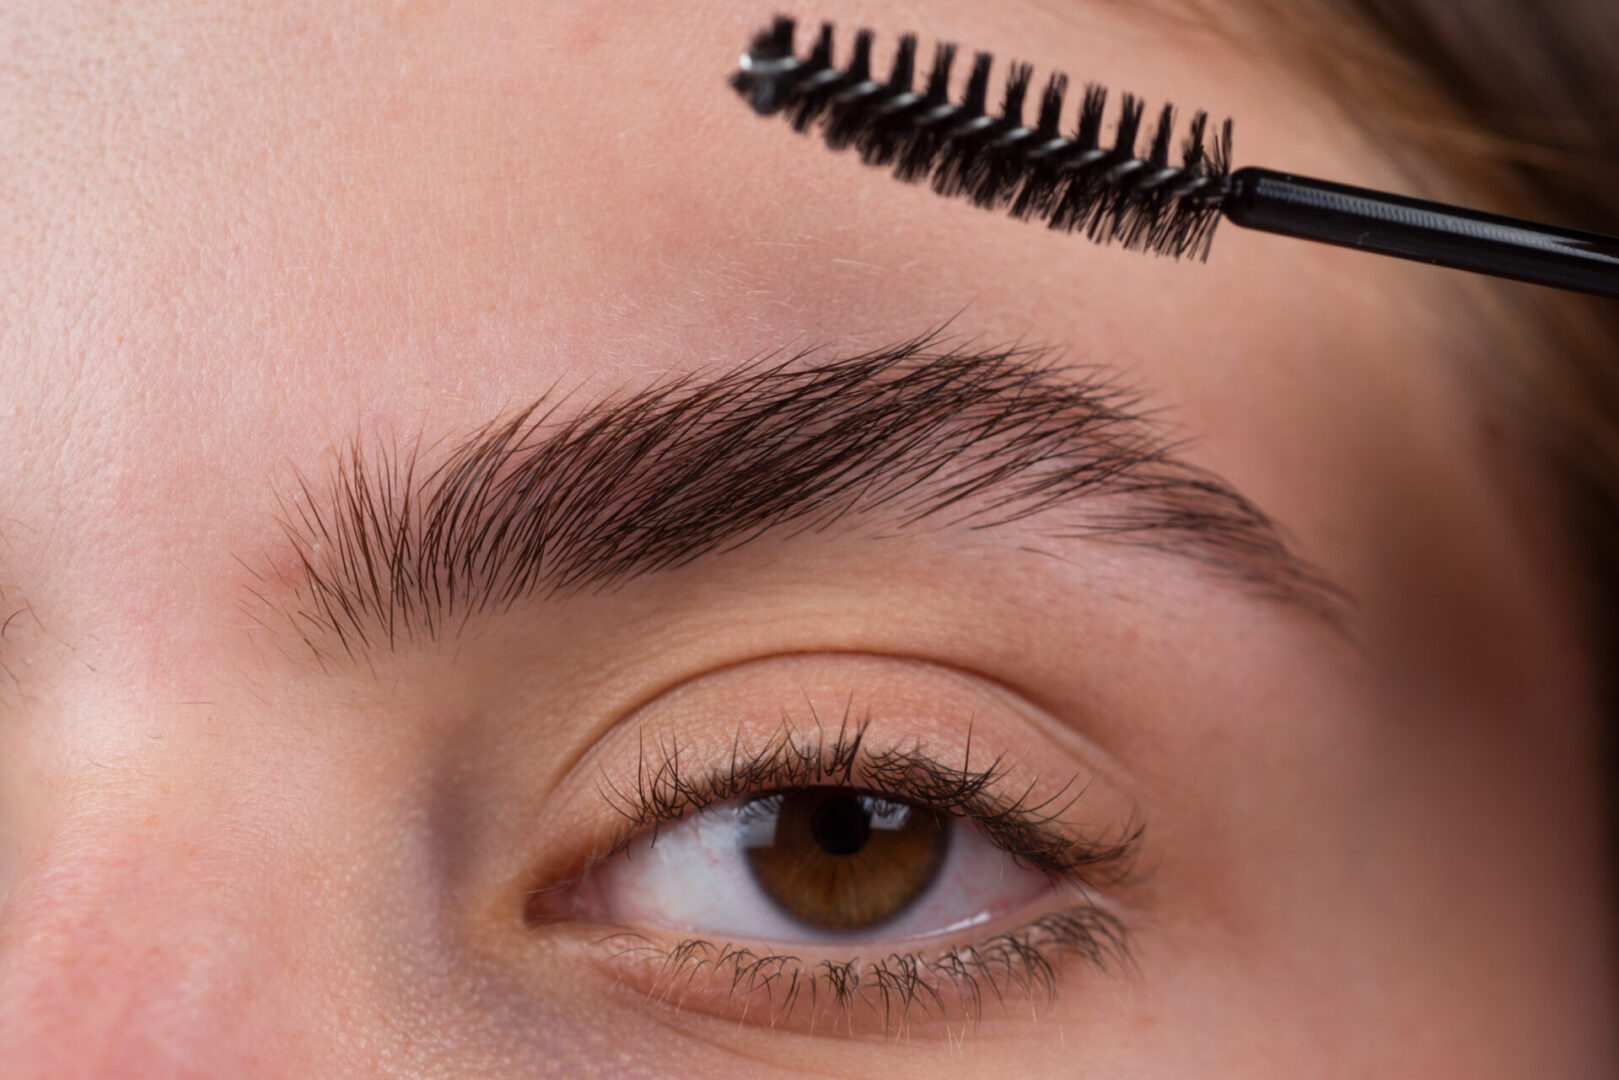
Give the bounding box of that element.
[0,0,1614,1076]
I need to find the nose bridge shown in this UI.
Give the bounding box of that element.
[0,803,304,1080]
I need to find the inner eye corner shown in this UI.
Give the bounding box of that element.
[520,876,578,928]
[520,835,633,930]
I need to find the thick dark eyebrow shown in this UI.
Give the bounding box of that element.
[256,331,1345,660]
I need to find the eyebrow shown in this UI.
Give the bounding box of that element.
[255,331,1346,661]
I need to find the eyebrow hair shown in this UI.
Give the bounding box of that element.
[256,330,1345,661]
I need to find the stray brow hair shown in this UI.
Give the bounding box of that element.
[256,329,1343,661]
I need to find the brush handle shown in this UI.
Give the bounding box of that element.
[1222,167,1619,299]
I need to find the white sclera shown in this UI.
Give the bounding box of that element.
[592,798,1053,944]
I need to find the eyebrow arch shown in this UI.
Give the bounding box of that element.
[256,329,1346,661]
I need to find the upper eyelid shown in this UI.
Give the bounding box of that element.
[590,714,1143,888]
[519,651,1149,921]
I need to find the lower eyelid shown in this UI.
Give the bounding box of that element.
[568,900,1131,1036]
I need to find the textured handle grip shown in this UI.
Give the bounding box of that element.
[1223,167,1619,298]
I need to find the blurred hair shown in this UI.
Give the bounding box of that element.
[1342,1,1619,609]
[1274,0,1619,836]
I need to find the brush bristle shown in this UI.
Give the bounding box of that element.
[732,16,1234,260]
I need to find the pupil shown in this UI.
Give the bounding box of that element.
[809,795,871,856]
[744,787,949,931]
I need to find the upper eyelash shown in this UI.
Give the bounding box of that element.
[594,705,1143,887]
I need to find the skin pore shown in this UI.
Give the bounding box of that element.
[0,0,1614,1076]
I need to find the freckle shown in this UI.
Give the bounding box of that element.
[144,814,158,827]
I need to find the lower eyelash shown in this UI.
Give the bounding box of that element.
[598,904,1131,1035]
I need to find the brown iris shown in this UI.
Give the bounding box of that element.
[742,788,949,931]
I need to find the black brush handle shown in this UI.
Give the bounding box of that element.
[1222,167,1619,299]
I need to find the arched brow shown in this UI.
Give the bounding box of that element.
[258,328,1347,661]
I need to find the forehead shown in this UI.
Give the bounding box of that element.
[1,0,1436,383]
[0,0,1533,683]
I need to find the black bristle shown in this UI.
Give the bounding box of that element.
[922,41,956,102]
[1000,60,1034,121]
[1181,111,1209,172]
[1149,103,1175,166]
[847,29,874,79]
[822,30,876,149]
[1120,105,1178,251]
[1008,72,1069,221]
[1111,94,1145,157]
[889,33,917,88]
[1076,84,1108,151]
[768,15,795,53]
[1082,93,1145,245]
[966,61,1035,208]
[960,51,993,114]
[733,19,1234,260]
[1047,87,1110,236]
[892,41,958,181]
[930,52,997,198]
[853,34,920,168]
[785,24,839,132]
[1036,73,1067,135]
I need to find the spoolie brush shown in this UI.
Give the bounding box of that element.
[731,16,1619,299]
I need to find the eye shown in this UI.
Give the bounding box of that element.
[525,672,1146,1034]
[574,785,1053,943]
